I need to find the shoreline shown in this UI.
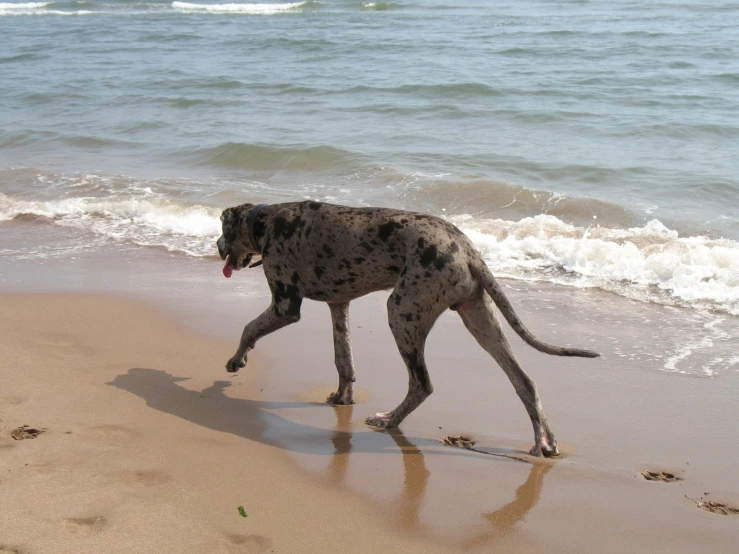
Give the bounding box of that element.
[1,249,739,552]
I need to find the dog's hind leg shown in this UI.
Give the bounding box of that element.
[365,289,445,429]
[226,285,303,373]
[456,293,558,457]
[327,301,356,405]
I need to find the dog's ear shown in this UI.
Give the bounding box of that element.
[220,203,255,243]
[220,207,241,243]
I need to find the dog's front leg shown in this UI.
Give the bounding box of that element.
[226,291,302,373]
[327,301,355,405]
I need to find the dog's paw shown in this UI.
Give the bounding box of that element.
[225,354,246,373]
[327,391,355,405]
[365,412,394,428]
[529,440,559,458]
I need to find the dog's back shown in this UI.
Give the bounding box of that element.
[262,201,479,302]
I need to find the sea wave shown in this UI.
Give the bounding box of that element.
[0,193,222,257]
[171,1,307,14]
[360,2,393,10]
[2,190,737,315]
[187,142,364,172]
[451,214,739,316]
[0,6,94,15]
[0,2,51,8]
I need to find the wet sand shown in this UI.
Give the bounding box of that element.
[1,250,739,553]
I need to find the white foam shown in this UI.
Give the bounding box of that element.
[0,6,94,15]
[2,191,738,315]
[0,2,50,8]
[662,316,733,376]
[450,214,739,316]
[171,1,306,14]
[0,193,222,257]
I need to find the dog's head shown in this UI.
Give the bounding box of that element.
[216,203,259,278]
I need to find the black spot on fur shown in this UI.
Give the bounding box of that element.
[420,245,438,268]
[274,215,303,240]
[417,238,426,250]
[378,222,395,241]
[314,266,325,279]
[405,351,430,390]
[360,241,373,252]
[252,215,267,247]
[386,265,399,272]
[273,280,302,317]
[449,242,459,253]
[394,294,402,306]
[291,271,300,284]
[378,221,402,241]
[354,257,366,264]
[308,201,321,210]
[273,216,287,238]
[434,251,454,271]
[322,244,335,258]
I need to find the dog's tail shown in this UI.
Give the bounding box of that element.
[469,262,600,358]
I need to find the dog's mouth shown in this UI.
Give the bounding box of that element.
[222,253,254,279]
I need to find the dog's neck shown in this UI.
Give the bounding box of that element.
[246,203,268,253]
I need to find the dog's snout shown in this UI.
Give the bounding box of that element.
[216,235,227,260]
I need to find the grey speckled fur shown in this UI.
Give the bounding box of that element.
[216,201,599,457]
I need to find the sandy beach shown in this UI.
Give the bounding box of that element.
[1,248,738,553]
[3,1,739,551]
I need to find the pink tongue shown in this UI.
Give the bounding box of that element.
[223,256,233,279]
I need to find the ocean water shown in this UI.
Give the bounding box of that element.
[1,0,738,321]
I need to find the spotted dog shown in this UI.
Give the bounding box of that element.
[216,201,599,457]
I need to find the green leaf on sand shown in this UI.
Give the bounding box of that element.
[238,506,247,518]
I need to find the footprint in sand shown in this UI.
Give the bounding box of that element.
[222,532,272,554]
[687,495,739,517]
[10,426,46,441]
[63,516,107,536]
[441,435,476,449]
[640,469,683,483]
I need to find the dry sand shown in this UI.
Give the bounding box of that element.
[1,286,738,553]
